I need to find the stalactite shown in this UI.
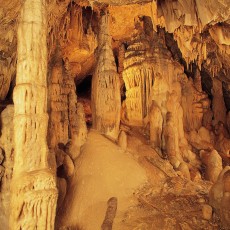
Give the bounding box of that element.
[122,18,154,126]
[10,0,57,229]
[173,26,207,69]
[70,5,83,45]
[91,11,121,140]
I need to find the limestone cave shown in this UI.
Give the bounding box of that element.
[1,0,230,229]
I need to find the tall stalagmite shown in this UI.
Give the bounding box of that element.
[91,12,121,139]
[0,106,14,229]
[10,0,57,229]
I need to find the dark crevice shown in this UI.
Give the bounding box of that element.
[76,75,92,127]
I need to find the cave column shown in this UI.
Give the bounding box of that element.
[10,0,57,229]
[91,12,121,140]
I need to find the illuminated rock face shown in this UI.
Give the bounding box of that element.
[122,19,154,126]
[209,167,230,228]
[122,23,193,175]
[182,70,209,132]
[9,0,57,229]
[1,1,230,229]
[91,12,121,140]
[48,52,81,148]
[49,56,70,147]
[0,106,14,229]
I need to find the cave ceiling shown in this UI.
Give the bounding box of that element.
[0,0,230,102]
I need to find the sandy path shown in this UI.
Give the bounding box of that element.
[58,130,147,229]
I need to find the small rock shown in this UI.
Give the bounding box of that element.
[169,156,180,169]
[221,192,230,227]
[190,169,201,182]
[63,155,75,177]
[202,204,212,220]
[0,147,4,164]
[118,130,127,150]
[178,162,191,180]
[57,177,67,208]
[198,198,205,204]
[56,148,66,167]
[192,217,197,224]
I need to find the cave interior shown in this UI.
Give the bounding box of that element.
[1,0,230,229]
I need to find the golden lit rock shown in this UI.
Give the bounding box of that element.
[0,0,230,229]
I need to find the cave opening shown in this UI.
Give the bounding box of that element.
[76,75,92,127]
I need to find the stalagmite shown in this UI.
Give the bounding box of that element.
[65,103,88,161]
[182,77,209,132]
[91,11,121,140]
[49,54,69,147]
[164,112,179,167]
[212,78,227,126]
[10,0,57,229]
[149,101,163,150]
[0,106,14,229]
[214,121,230,165]
[209,167,230,228]
[200,149,223,183]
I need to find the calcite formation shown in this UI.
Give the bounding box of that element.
[9,0,57,229]
[123,22,194,176]
[48,50,80,148]
[182,70,209,132]
[212,78,227,125]
[91,11,121,139]
[49,55,70,147]
[209,166,230,228]
[59,3,97,82]
[0,105,14,229]
[1,0,230,229]
[122,19,154,126]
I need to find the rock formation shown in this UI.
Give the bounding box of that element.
[0,105,14,229]
[209,166,230,228]
[122,17,154,126]
[9,0,57,229]
[200,149,223,183]
[181,70,210,132]
[212,78,227,126]
[91,11,121,140]
[49,54,70,147]
[0,0,230,229]
[48,49,81,148]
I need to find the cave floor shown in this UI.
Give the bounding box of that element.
[114,178,221,230]
[112,127,222,230]
[58,128,223,230]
